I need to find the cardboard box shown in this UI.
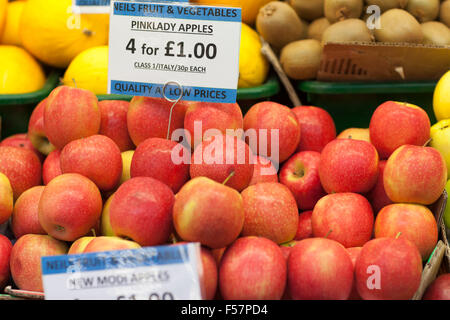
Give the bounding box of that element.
[317,42,450,82]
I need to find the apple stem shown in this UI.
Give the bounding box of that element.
[91,228,97,237]
[222,171,235,186]
[423,138,432,147]
[325,229,333,238]
[72,78,78,88]
[395,232,402,239]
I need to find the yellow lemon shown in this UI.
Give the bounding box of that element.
[1,0,25,46]
[0,0,6,38]
[62,45,108,94]
[192,0,274,25]
[0,45,45,94]
[433,71,450,121]
[430,119,450,176]
[238,23,269,88]
[20,0,109,68]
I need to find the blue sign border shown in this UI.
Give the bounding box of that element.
[42,244,191,275]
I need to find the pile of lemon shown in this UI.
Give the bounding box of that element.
[0,0,270,95]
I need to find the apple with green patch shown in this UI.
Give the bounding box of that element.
[279,151,326,211]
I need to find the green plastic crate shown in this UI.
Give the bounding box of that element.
[97,75,281,112]
[297,81,438,133]
[0,70,61,138]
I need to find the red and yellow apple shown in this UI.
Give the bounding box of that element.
[60,134,123,192]
[294,211,313,241]
[369,101,431,159]
[219,236,287,300]
[184,101,243,149]
[100,193,115,236]
[241,182,299,244]
[287,238,354,300]
[0,146,41,200]
[173,177,244,249]
[279,151,326,211]
[119,150,134,186]
[190,134,254,192]
[127,96,189,146]
[347,247,363,300]
[1,133,44,162]
[319,138,379,194]
[38,173,103,242]
[130,137,190,193]
[292,106,336,153]
[67,236,96,255]
[109,177,175,247]
[44,86,101,150]
[98,100,135,152]
[312,193,374,248]
[82,236,141,253]
[10,234,68,292]
[0,234,12,290]
[0,172,13,225]
[27,98,55,155]
[365,160,393,215]
[423,274,450,300]
[11,185,46,239]
[337,128,371,143]
[244,101,301,163]
[374,203,438,260]
[200,247,218,300]
[42,149,62,185]
[355,237,423,300]
[383,145,447,205]
[248,155,278,186]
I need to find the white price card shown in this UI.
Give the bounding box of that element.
[107,1,242,103]
[41,243,204,300]
[73,0,189,14]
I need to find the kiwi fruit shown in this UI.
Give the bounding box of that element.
[300,19,310,40]
[441,1,450,28]
[364,0,408,12]
[280,39,323,80]
[324,0,364,23]
[374,9,424,43]
[289,0,325,21]
[256,1,306,51]
[322,18,375,43]
[406,0,439,23]
[421,21,450,46]
[307,17,332,41]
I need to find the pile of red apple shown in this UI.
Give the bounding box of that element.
[0,85,448,300]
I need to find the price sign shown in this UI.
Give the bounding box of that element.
[41,243,204,300]
[108,1,242,103]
